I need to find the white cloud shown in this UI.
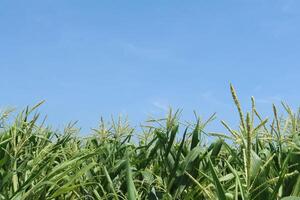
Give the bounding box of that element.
[152,100,169,111]
[280,0,295,13]
[200,91,227,106]
[256,95,282,104]
[121,42,172,60]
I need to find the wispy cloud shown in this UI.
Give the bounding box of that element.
[141,98,171,118]
[253,85,263,92]
[257,0,298,39]
[121,42,172,60]
[200,91,227,106]
[280,0,295,13]
[152,100,169,112]
[256,95,282,104]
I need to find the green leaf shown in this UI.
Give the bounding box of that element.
[208,158,227,200]
[281,197,300,200]
[126,156,137,200]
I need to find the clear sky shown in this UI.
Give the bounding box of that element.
[0,0,299,133]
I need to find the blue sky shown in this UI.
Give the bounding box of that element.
[0,0,299,133]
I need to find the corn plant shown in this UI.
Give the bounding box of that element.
[0,85,300,200]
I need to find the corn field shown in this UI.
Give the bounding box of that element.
[0,85,300,200]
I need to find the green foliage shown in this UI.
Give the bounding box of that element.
[0,85,300,199]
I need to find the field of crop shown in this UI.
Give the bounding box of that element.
[0,85,300,200]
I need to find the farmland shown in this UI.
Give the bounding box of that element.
[0,85,300,200]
